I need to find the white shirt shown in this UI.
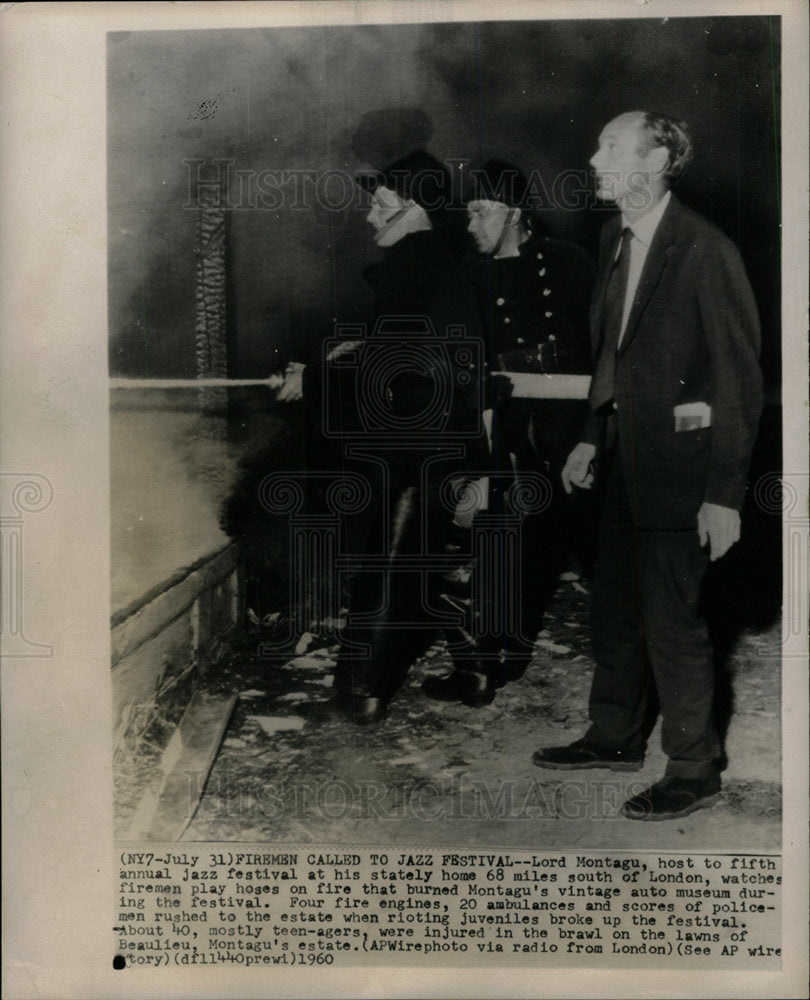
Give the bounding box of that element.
[617,190,671,346]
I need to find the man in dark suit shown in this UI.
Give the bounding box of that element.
[531,111,763,820]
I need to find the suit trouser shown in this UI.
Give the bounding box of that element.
[586,452,721,781]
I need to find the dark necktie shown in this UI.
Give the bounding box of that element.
[588,226,633,413]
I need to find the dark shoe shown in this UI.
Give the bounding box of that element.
[532,737,643,772]
[339,695,387,726]
[422,670,495,708]
[621,775,721,821]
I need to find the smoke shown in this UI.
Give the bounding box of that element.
[108,16,780,379]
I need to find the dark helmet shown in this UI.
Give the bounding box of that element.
[355,148,450,224]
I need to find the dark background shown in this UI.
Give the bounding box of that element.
[108,15,781,384]
[107,15,782,625]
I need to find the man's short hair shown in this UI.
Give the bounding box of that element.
[639,112,694,182]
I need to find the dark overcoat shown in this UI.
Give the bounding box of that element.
[467,228,594,469]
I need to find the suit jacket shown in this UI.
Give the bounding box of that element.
[583,194,762,530]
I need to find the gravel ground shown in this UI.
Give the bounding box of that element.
[181,575,782,851]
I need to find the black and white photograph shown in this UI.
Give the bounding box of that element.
[2,2,807,998]
[109,10,782,849]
